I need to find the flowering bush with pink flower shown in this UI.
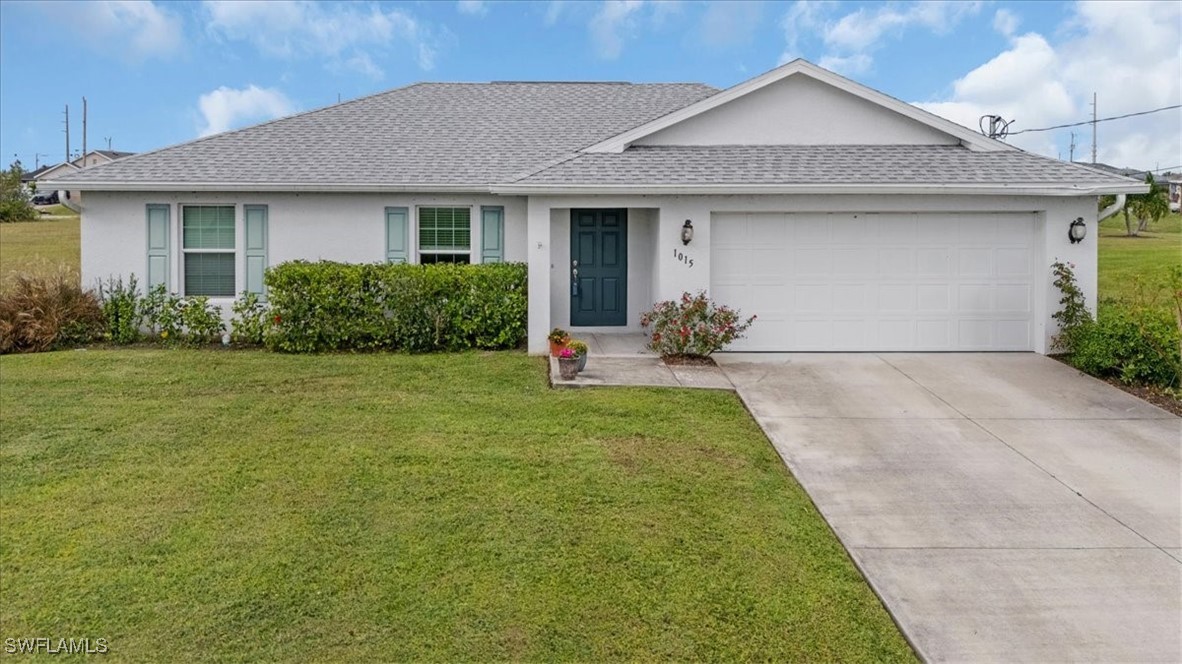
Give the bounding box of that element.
[640,291,755,357]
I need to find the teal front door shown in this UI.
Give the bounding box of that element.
[571,209,627,327]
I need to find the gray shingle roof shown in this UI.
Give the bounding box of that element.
[52,82,717,187]
[511,145,1144,187]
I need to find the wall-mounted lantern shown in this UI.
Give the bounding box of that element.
[1068,217,1086,244]
[681,219,694,245]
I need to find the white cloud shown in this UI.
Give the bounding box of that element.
[824,1,980,52]
[589,0,644,59]
[916,1,1182,170]
[699,1,762,48]
[780,1,981,73]
[992,8,1018,37]
[817,53,873,76]
[457,1,487,16]
[202,0,441,72]
[33,0,183,60]
[197,85,295,137]
[780,1,831,64]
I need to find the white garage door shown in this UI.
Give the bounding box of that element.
[710,212,1037,351]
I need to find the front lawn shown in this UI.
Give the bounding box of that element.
[0,216,80,287]
[1098,210,1181,304]
[0,351,914,661]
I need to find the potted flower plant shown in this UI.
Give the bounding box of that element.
[557,347,580,380]
[548,327,571,357]
[568,339,589,372]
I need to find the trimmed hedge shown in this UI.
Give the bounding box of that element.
[264,261,527,353]
[1066,303,1181,388]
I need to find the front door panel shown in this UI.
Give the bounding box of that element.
[571,209,628,326]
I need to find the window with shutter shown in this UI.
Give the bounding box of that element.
[417,207,472,264]
[182,205,236,297]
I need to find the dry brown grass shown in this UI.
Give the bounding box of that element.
[0,270,103,353]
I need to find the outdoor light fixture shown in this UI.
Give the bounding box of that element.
[681,219,694,245]
[1068,217,1086,244]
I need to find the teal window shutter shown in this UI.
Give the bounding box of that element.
[386,207,409,263]
[244,205,268,298]
[146,204,170,290]
[481,206,504,263]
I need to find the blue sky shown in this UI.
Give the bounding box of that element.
[2,1,1178,171]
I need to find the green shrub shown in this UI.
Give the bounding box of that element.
[0,272,104,353]
[141,284,225,346]
[264,261,527,353]
[1052,260,1182,388]
[230,291,269,346]
[179,297,225,345]
[98,275,143,344]
[141,284,183,342]
[640,291,755,357]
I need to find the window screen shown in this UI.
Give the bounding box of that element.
[183,205,235,296]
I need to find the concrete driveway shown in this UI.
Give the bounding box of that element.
[716,353,1181,663]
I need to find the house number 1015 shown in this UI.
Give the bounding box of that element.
[673,248,695,268]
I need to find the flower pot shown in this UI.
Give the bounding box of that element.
[576,353,587,372]
[549,338,570,357]
[558,357,579,380]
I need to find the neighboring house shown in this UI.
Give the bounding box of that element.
[34,150,135,208]
[72,150,136,169]
[46,59,1145,354]
[1166,174,1181,212]
[19,164,51,193]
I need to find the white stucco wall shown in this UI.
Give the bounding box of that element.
[636,75,959,146]
[80,191,528,301]
[78,189,1098,355]
[527,193,1100,355]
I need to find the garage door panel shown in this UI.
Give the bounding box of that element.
[997,284,1032,312]
[833,248,878,275]
[917,248,952,276]
[795,248,831,275]
[958,248,993,277]
[795,284,831,312]
[879,248,916,275]
[833,284,868,311]
[917,284,952,312]
[878,284,915,312]
[711,211,1036,351]
[996,248,1032,277]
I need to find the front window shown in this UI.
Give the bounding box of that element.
[182,205,235,296]
[418,207,471,264]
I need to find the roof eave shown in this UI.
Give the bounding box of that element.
[37,181,495,193]
[489,182,1150,196]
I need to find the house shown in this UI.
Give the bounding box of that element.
[72,150,135,169]
[46,60,1145,354]
[1167,173,1181,212]
[32,151,136,208]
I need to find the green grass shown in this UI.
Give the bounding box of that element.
[1098,210,1181,304]
[0,216,80,286]
[35,203,80,217]
[0,351,915,662]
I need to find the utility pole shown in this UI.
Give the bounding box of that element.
[104,136,112,151]
[1091,92,1097,164]
[34,153,46,169]
[63,104,70,163]
[82,96,87,165]
[1069,131,1076,162]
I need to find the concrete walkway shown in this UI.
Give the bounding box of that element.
[716,352,1181,662]
[550,332,732,389]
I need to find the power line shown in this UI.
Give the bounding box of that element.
[1010,104,1182,135]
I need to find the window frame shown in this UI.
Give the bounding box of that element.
[415,205,474,264]
[180,204,238,298]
